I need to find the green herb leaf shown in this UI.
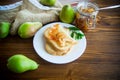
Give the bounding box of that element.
[71,31,74,38]
[68,26,84,40]
[68,26,80,31]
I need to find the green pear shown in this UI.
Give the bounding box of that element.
[0,22,10,38]
[18,22,42,38]
[40,0,56,6]
[7,54,39,73]
[59,5,75,23]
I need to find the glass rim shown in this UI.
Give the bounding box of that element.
[76,1,99,16]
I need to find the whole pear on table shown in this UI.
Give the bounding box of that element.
[0,22,10,38]
[59,4,75,23]
[7,54,39,73]
[40,0,56,6]
[18,22,42,38]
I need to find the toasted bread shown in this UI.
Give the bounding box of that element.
[44,24,77,56]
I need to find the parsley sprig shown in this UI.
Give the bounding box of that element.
[68,26,84,40]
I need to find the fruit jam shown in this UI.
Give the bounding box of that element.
[75,1,99,32]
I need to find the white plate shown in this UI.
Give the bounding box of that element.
[33,22,87,64]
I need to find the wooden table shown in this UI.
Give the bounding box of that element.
[0,0,120,80]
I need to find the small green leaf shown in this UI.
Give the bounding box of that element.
[71,31,74,38]
[68,26,84,40]
[68,26,79,31]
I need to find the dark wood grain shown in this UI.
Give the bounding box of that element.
[0,0,120,80]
